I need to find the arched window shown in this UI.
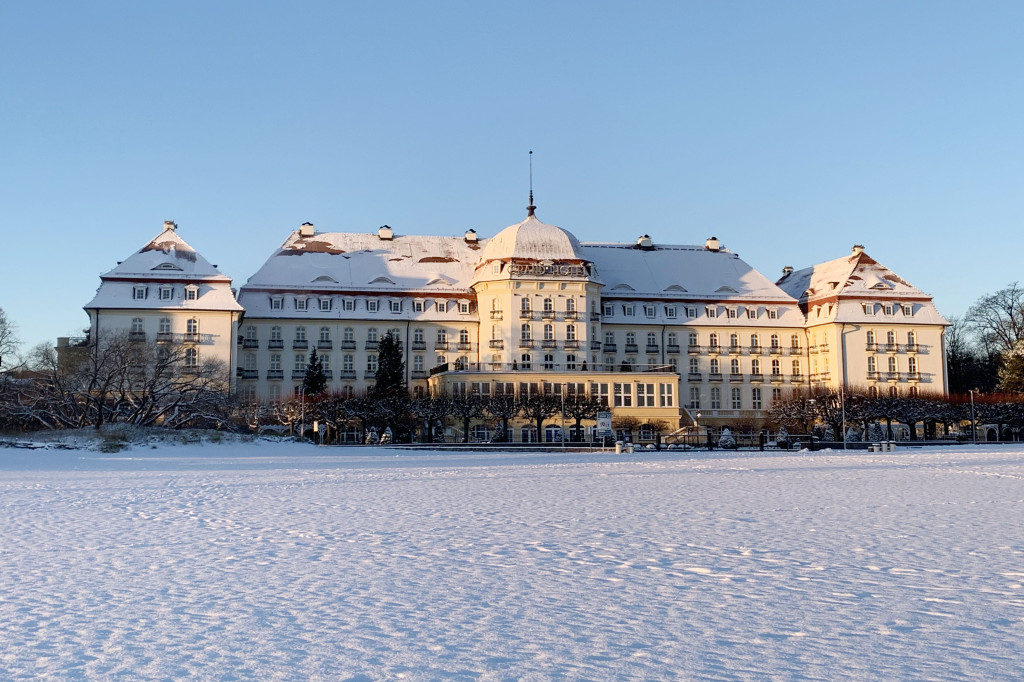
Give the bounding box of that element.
[791,334,800,349]
[730,358,740,374]
[709,333,719,348]
[566,354,577,370]
[730,333,739,348]
[770,334,780,348]
[521,324,532,340]
[131,318,143,333]
[791,359,800,376]
[751,359,761,375]
[868,356,876,373]
[750,334,759,349]
[648,332,658,346]
[544,324,554,340]
[544,354,554,370]
[184,347,198,367]
[566,324,576,341]
[520,353,532,370]
[908,357,917,374]
[866,330,875,345]
[710,359,720,374]
[888,356,898,373]
[543,298,553,312]
[367,328,378,342]
[460,329,469,344]
[887,330,896,346]
[907,330,917,346]
[320,327,331,342]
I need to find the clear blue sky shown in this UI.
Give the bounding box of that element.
[2,1,1022,354]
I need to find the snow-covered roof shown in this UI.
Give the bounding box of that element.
[85,224,242,312]
[477,214,586,264]
[776,246,948,326]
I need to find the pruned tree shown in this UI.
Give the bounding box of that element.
[562,393,603,442]
[450,392,485,443]
[520,393,561,442]
[482,393,519,442]
[410,394,452,443]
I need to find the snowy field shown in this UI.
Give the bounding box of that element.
[1,441,1023,680]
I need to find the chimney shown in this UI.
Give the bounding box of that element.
[163,220,177,231]
[298,222,315,237]
[782,266,794,276]
[378,225,393,240]
[704,236,720,252]
[636,234,653,249]
[464,229,478,243]
[851,244,865,255]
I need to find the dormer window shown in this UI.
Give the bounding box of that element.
[767,308,778,320]
[665,306,677,319]
[727,308,738,319]
[459,301,470,314]
[436,300,447,313]
[706,307,716,318]
[863,303,875,316]
[342,298,355,311]
[184,285,198,301]
[133,286,148,300]
[903,304,914,316]
[390,300,402,313]
[747,308,757,319]
[159,286,174,301]
[603,303,614,317]
[319,297,332,311]
[270,296,283,310]
[413,300,425,312]
[366,299,379,313]
[644,305,656,318]
[883,304,894,316]
[295,297,307,311]
[623,304,635,317]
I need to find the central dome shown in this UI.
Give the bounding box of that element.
[478,214,586,264]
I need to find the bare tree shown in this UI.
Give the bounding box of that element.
[482,393,519,442]
[0,308,19,370]
[966,283,1024,356]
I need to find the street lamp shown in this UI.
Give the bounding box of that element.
[969,389,977,444]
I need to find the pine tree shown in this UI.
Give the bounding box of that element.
[303,347,327,396]
[372,332,406,398]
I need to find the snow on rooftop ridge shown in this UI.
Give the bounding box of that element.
[102,223,230,281]
[777,245,925,302]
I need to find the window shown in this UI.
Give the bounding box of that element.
[343,327,355,342]
[689,387,700,409]
[791,360,801,376]
[772,387,782,402]
[613,383,633,407]
[413,300,424,313]
[710,358,720,374]
[412,328,423,344]
[566,354,577,370]
[908,357,918,374]
[320,354,330,371]
[667,332,677,346]
[907,331,917,346]
[747,308,757,319]
[767,309,778,320]
[184,286,197,301]
[294,353,306,371]
[884,304,894,316]
[688,332,698,347]
[543,298,553,313]
[131,318,144,333]
[730,358,740,374]
[770,334,780,348]
[903,305,914,316]
[522,299,533,314]
[888,356,898,373]
[295,326,306,342]
[184,347,198,367]
[566,298,576,313]
[186,318,199,337]
[459,301,470,314]
[791,335,800,349]
[159,286,173,301]
[244,325,257,341]
[685,306,697,318]
[436,300,447,313]
[269,354,282,371]
[519,353,532,370]
[887,330,896,346]
[644,305,656,318]
[367,355,378,373]
[320,327,331,342]
[342,299,355,311]
[366,300,379,313]
[709,333,719,348]
[544,324,554,340]
[750,334,759,349]
[751,358,760,375]
[622,304,635,317]
[637,383,655,407]
[604,331,614,345]
[665,306,677,319]
[367,328,378,343]
[771,359,781,375]
[889,386,898,398]
[731,388,742,409]
[270,297,283,310]
[133,286,147,300]
[727,308,737,319]
[730,333,739,348]
[412,355,422,372]
[706,307,716,318]
[295,298,307,311]
[710,387,721,409]
[689,357,699,374]
[866,330,875,345]
[751,387,762,410]
[521,324,532,341]
[543,354,554,370]
[863,303,875,316]
[626,331,636,346]
[271,326,282,342]
[566,324,577,341]
[318,298,331,311]
[868,356,877,373]
[390,300,402,313]
[159,317,171,334]
[659,383,674,407]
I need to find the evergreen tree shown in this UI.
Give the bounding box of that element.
[372,332,406,398]
[303,347,327,396]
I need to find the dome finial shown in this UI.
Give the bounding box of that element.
[526,150,536,217]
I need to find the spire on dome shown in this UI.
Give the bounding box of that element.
[526,150,536,216]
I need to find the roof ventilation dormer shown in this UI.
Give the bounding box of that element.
[852,244,865,255]
[163,220,177,232]
[704,236,720,252]
[378,225,393,240]
[636,234,653,250]
[464,229,478,243]
[782,266,794,276]
[298,222,315,238]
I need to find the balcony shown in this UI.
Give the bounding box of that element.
[237,368,258,380]
[489,339,504,349]
[317,340,333,350]
[458,342,473,351]
[519,339,535,348]
[789,375,805,383]
[749,373,764,383]
[490,311,503,320]
[183,333,201,344]
[729,346,742,355]
[410,370,427,380]
[366,341,379,350]
[292,339,308,349]
[903,344,919,353]
[769,373,785,383]
[322,370,333,380]
[590,341,602,351]
[867,371,881,381]
[410,341,425,351]
[886,371,900,381]
[339,370,357,380]
[769,346,782,355]
[729,373,744,383]
[541,340,556,349]
[709,373,723,382]
[707,345,721,355]
[268,339,284,349]
[433,341,448,351]
[624,344,639,354]
[884,344,898,353]
[646,345,659,354]
[666,344,680,354]
[129,331,147,342]
[748,346,761,354]
[266,370,284,380]
[564,340,580,349]
[590,312,601,321]
[603,343,617,353]
[519,310,534,319]
[688,344,701,354]
[364,371,377,380]
[907,371,921,381]
[242,338,259,349]
[156,332,174,344]
[687,372,703,382]
[564,310,579,320]
[291,370,306,380]
[541,310,556,319]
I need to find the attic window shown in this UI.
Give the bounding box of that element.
[830,281,839,290]
[883,304,894,316]
[313,275,338,283]
[459,301,470,314]
[727,308,738,319]
[436,300,446,313]
[747,308,757,319]
[903,304,914,316]
[413,300,425,312]
[767,308,778,320]
[319,297,332,311]
[644,305,656,318]
[184,285,198,301]
[366,299,379,313]
[133,286,148,300]
[716,286,738,294]
[685,306,697,318]
[152,262,182,271]
[295,298,307,311]
[159,286,174,301]
[370,276,395,285]
[870,282,890,290]
[664,284,687,292]
[665,306,677,318]
[270,296,283,310]
[706,307,717,318]
[622,304,636,317]
[390,300,402,313]
[863,303,875,316]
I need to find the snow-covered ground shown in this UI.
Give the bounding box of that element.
[1,441,1022,680]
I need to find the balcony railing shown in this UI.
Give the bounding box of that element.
[291,370,306,379]
[237,369,258,379]
[519,339,535,348]
[268,339,284,349]
[603,343,617,352]
[541,310,556,319]
[366,341,379,350]
[541,340,556,348]
[646,345,659,354]
[770,373,785,382]
[789,375,804,383]
[564,340,580,349]
[489,340,504,349]
[242,338,259,349]
[129,331,147,342]
[866,343,878,352]
[666,344,680,354]
[884,344,898,352]
[729,346,742,355]
[749,373,764,383]
[364,371,377,380]
[156,332,214,345]
[688,345,701,354]
[564,310,579,320]
[886,371,899,381]
[687,372,702,382]
[317,340,333,350]
[266,370,284,380]
[293,339,308,349]
[903,344,920,353]
[769,346,782,355]
[433,341,449,351]
[519,310,534,319]
[322,370,333,380]
[708,345,721,355]
[410,370,426,379]
[906,371,921,381]
[590,341,602,351]
[410,341,425,351]
[729,373,744,382]
[709,373,723,382]
[458,342,472,351]
[624,344,639,354]
[339,370,357,380]
[490,311,503,320]
[867,371,881,380]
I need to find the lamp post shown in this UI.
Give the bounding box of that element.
[969,389,977,444]
[841,385,847,452]
[561,384,566,451]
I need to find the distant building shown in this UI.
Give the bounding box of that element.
[79,208,949,440]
